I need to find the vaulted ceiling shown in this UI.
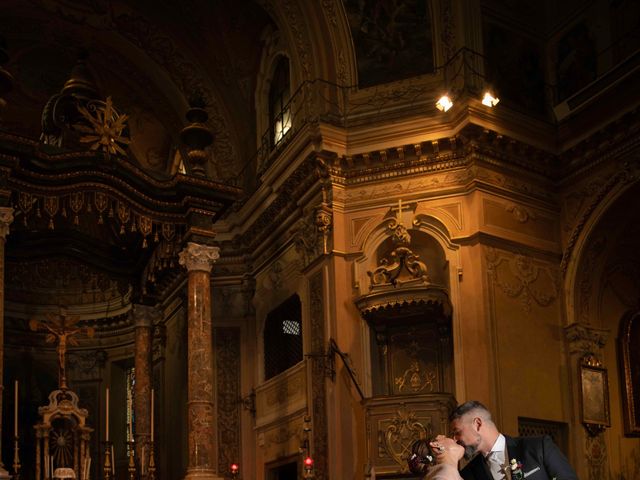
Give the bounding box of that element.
[1,0,274,180]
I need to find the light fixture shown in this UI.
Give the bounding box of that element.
[481,90,500,107]
[435,94,453,112]
[434,48,501,113]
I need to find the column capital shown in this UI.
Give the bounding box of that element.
[0,207,13,240]
[132,304,161,328]
[564,322,609,356]
[179,242,220,273]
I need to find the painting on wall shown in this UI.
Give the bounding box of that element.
[342,0,434,88]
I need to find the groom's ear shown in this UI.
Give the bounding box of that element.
[472,416,483,431]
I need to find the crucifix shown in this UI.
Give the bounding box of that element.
[29,310,95,390]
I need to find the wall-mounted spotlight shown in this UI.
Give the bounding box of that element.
[481,90,500,107]
[435,94,453,112]
[434,48,501,112]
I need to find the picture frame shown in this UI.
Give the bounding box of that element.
[619,311,640,436]
[579,359,610,435]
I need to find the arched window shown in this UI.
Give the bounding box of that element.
[269,56,291,147]
[264,294,302,380]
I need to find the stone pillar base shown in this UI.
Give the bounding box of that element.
[184,469,224,480]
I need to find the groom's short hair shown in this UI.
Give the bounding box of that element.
[449,400,493,424]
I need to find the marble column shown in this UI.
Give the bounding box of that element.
[0,207,13,479]
[178,242,220,480]
[132,304,159,477]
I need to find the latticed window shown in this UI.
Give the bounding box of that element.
[518,417,568,456]
[264,294,302,380]
[269,56,291,147]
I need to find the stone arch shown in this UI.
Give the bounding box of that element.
[565,168,640,327]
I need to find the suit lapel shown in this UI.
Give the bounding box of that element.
[505,436,523,473]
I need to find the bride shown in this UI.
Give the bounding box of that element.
[408,435,464,480]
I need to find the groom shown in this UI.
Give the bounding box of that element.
[449,401,578,480]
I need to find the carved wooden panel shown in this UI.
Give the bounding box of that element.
[364,394,456,476]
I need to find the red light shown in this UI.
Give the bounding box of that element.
[230,463,239,473]
[304,457,314,468]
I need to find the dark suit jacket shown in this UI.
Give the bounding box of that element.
[459,435,578,480]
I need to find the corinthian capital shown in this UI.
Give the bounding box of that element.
[564,322,609,355]
[0,206,13,239]
[178,242,220,273]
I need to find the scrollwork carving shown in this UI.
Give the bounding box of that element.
[380,407,430,468]
[178,242,220,272]
[394,360,437,393]
[486,248,558,312]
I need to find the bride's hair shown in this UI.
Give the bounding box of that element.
[407,439,434,475]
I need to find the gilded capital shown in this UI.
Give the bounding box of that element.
[178,242,220,273]
[0,206,14,239]
[564,322,609,355]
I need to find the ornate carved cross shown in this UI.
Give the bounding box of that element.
[29,311,95,390]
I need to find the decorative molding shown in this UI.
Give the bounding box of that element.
[178,242,220,273]
[505,203,537,223]
[577,233,607,324]
[486,248,559,312]
[380,406,430,468]
[564,322,609,356]
[561,162,638,274]
[585,433,607,480]
[0,206,14,239]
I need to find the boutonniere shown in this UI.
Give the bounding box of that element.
[509,458,524,480]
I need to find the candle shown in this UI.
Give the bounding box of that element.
[14,380,18,437]
[150,388,154,438]
[141,446,146,475]
[105,388,110,442]
[86,457,91,480]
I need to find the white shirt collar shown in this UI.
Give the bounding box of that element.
[485,433,506,458]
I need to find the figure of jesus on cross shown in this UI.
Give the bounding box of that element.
[29,310,95,390]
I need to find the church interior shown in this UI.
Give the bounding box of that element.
[0,0,639,479]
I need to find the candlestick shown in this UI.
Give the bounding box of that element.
[111,444,115,476]
[150,388,154,438]
[105,388,110,442]
[147,441,156,480]
[103,442,112,480]
[14,380,18,437]
[13,434,21,480]
[127,441,136,480]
